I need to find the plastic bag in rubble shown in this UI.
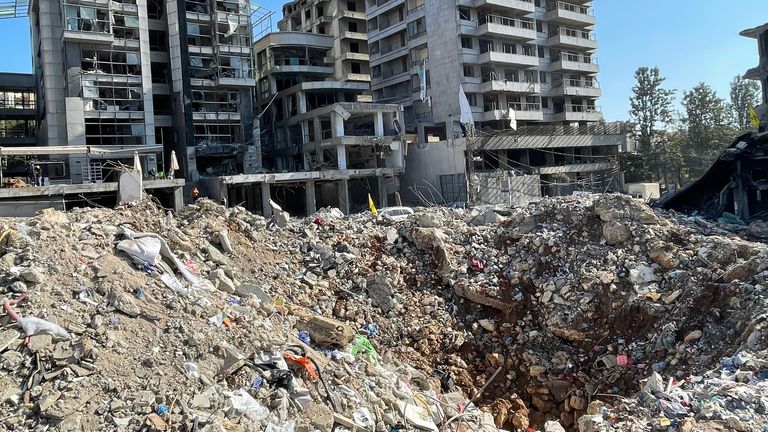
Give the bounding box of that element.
[353,407,376,429]
[642,372,665,394]
[349,334,378,363]
[116,237,162,265]
[265,420,296,432]
[224,389,269,421]
[17,316,70,339]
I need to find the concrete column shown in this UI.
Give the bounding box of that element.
[136,0,155,146]
[313,117,323,141]
[300,120,309,144]
[305,179,316,216]
[331,112,344,138]
[173,186,184,210]
[377,176,388,208]
[297,91,307,114]
[337,179,350,215]
[261,182,272,218]
[336,144,347,170]
[374,111,384,136]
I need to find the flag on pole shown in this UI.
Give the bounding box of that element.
[749,106,761,127]
[368,193,378,216]
[458,84,475,137]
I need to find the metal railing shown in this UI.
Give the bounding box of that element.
[0,100,35,109]
[556,52,597,64]
[547,1,593,16]
[549,26,595,40]
[509,102,542,111]
[407,4,424,14]
[553,79,598,88]
[65,16,111,33]
[478,14,535,30]
[564,104,600,113]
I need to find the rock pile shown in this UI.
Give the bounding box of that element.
[0,194,767,432]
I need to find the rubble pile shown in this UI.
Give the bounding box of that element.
[0,195,767,431]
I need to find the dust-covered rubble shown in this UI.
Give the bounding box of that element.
[0,194,767,432]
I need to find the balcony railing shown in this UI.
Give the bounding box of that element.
[380,40,405,55]
[549,26,594,40]
[547,1,593,16]
[563,104,599,113]
[65,16,111,33]
[478,14,535,30]
[407,4,424,14]
[509,102,541,111]
[553,79,598,88]
[556,52,597,64]
[0,100,36,109]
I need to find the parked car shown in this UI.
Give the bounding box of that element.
[378,206,414,221]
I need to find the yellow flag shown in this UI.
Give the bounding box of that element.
[749,106,761,127]
[368,193,378,216]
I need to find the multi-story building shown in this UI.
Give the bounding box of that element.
[27,0,262,185]
[373,0,633,205]
[366,0,601,140]
[242,0,405,216]
[0,73,38,180]
[742,22,768,130]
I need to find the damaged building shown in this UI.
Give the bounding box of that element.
[206,0,405,217]
[657,22,768,222]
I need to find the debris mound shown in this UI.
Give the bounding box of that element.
[0,195,767,432]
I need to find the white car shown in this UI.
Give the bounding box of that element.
[378,206,414,221]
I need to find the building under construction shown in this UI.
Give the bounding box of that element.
[26,0,273,184]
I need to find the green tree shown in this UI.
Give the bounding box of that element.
[729,74,761,130]
[628,67,676,181]
[681,83,734,177]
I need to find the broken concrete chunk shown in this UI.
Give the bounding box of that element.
[300,315,355,348]
[209,269,236,293]
[19,267,45,284]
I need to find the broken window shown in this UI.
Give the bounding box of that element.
[458,7,470,21]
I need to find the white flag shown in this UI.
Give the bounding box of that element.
[508,106,517,130]
[458,84,474,125]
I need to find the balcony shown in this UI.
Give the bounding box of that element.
[472,0,535,13]
[544,1,596,26]
[547,53,599,73]
[264,59,334,76]
[478,51,539,67]
[371,69,410,89]
[549,79,601,97]
[340,52,370,62]
[550,104,603,122]
[509,102,544,121]
[480,80,540,94]
[548,27,597,50]
[342,30,368,40]
[475,15,536,40]
[341,10,366,20]
[63,17,114,44]
[478,102,543,122]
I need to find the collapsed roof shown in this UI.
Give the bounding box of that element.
[655,131,768,221]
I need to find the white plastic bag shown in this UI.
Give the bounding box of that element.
[17,316,70,339]
[224,389,269,421]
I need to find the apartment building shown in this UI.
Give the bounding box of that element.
[366,0,601,139]
[27,0,260,185]
[241,0,405,216]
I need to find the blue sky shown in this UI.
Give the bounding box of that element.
[0,0,764,122]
